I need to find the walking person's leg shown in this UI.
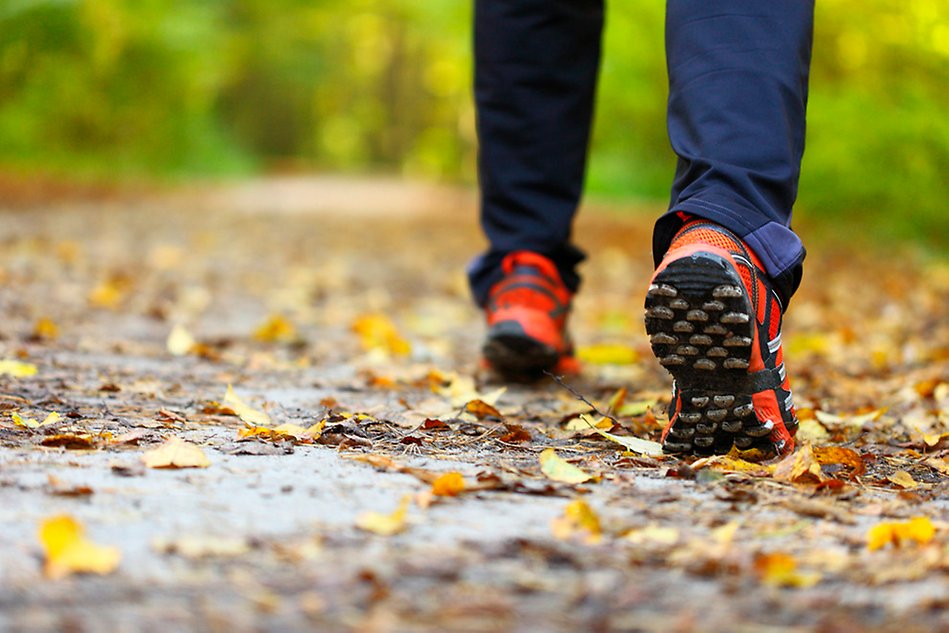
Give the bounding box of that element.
[646,0,815,456]
[470,0,603,378]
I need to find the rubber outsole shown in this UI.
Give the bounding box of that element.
[645,253,775,455]
[482,320,560,380]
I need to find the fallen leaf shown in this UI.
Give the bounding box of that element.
[924,456,949,475]
[564,415,612,432]
[253,314,297,343]
[606,387,627,413]
[795,418,830,444]
[618,399,657,418]
[815,408,885,430]
[40,433,95,449]
[576,343,639,365]
[153,535,251,559]
[166,324,196,356]
[551,499,602,544]
[32,317,59,340]
[46,475,94,497]
[692,448,775,476]
[13,411,60,430]
[623,525,680,546]
[539,448,593,484]
[39,515,120,579]
[431,472,466,496]
[356,496,411,536]
[142,437,211,469]
[352,313,410,356]
[867,516,936,550]
[812,446,865,478]
[886,470,918,490]
[499,423,531,443]
[773,444,826,483]
[223,385,271,426]
[464,399,502,420]
[580,414,663,456]
[753,552,821,588]
[0,360,38,377]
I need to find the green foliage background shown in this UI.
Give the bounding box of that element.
[1,0,946,244]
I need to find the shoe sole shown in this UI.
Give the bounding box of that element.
[645,252,774,455]
[483,320,560,380]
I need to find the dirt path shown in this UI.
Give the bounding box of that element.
[0,178,946,632]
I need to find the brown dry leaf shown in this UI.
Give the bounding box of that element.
[431,472,466,497]
[539,448,593,484]
[40,433,96,450]
[356,495,411,536]
[166,324,196,356]
[773,444,826,483]
[253,314,297,343]
[753,552,821,588]
[867,516,936,550]
[351,313,410,356]
[464,399,502,420]
[886,470,918,489]
[551,499,602,544]
[142,437,211,469]
[499,423,531,443]
[223,385,271,426]
[39,515,121,579]
[0,360,38,377]
[46,475,94,497]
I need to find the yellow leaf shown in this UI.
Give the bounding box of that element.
[815,408,885,430]
[39,515,121,579]
[579,414,663,456]
[773,444,826,483]
[551,499,602,544]
[867,516,936,550]
[32,317,59,340]
[356,496,411,536]
[795,418,830,444]
[431,472,466,497]
[0,360,38,377]
[304,419,326,440]
[607,387,627,412]
[166,324,196,356]
[692,451,775,476]
[142,437,211,469]
[351,313,410,356]
[223,385,271,426]
[577,343,639,365]
[886,470,918,490]
[539,448,593,484]
[564,415,612,432]
[253,314,297,343]
[12,411,60,430]
[754,552,821,588]
[618,399,656,418]
[623,525,679,546]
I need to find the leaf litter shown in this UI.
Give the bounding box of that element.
[0,185,945,631]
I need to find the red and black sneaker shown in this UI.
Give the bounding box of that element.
[483,251,579,379]
[645,220,798,456]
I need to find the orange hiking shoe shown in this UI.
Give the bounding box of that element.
[483,251,578,379]
[645,220,798,456]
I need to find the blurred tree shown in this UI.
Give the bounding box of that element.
[0,0,945,244]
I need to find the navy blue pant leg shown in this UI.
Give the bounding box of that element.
[656,0,815,304]
[471,0,813,307]
[468,0,604,306]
